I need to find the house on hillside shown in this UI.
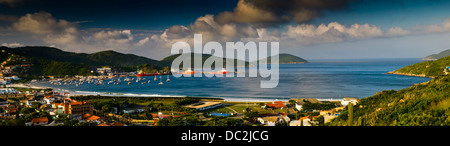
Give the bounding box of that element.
[341,98,359,106]
[264,100,287,109]
[257,113,290,126]
[320,109,341,123]
[30,117,49,126]
[295,116,320,126]
[290,98,321,111]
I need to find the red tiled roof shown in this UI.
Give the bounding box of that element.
[97,123,109,126]
[266,103,287,108]
[83,114,101,121]
[31,117,48,123]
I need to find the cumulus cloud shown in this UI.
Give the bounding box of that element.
[386,27,411,36]
[215,0,285,25]
[3,10,450,60]
[2,11,162,57]
[1,42,24,47]
[158,16,406,47]
[154,14,259,48]
[12,11,78,35]
[215,0,352,25]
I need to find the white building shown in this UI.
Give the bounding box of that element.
[341,98,359,106]
[97,67,112,75]
[0,88,18,94]
[289,120,302,126]
[44,96,55,105]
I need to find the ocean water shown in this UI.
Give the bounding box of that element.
[30,58,431,101]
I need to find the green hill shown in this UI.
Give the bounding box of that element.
[328,76,450,126]
[423,49,450,60]
[0,46,172,79]
[257,53,308,64]
[3,46,168,67]
[328,57,450,126]
[161,53,249,68]
[390,56,450,77]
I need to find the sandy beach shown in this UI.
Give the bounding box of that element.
[6,83,343,103]
[6,83,52,89]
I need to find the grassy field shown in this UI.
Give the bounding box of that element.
[204,102,294,114]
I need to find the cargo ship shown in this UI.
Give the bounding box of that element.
[136,66,161,77]
[137,71,159,77]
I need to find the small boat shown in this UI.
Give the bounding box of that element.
[128,81,131,85]
[166,75,170,82]
[158,76,163,85]
[148,80,151,83]
[154,76,157,81]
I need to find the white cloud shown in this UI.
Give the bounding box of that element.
[92,30,133,40]
[3,11,450,60]
[1,42,24,47]
[12,12,78,35]
[386,27,411,36]
[215,0,283,24]
[4,12,159,56]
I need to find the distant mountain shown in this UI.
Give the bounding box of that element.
[161,53,249,68]
[423,49,450,60]
[257,53,308,64]
[2,46,169,67]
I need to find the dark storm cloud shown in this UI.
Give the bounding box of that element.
[215,0,353,26]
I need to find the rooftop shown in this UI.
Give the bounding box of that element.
[31,117,48,123]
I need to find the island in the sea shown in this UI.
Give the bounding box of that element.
[256,53,308,64]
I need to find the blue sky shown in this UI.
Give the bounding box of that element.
[1,0,450,60]
[312,0,450,29]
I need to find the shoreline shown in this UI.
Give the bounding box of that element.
[385,71,432,78]
[7,83,344,103]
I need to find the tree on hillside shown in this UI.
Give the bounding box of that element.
[348,103,353,126]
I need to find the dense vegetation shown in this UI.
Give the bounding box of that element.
[328,75,450,126]
[302,102,336,111]
[329,55,450,126]
[393,55,450,77]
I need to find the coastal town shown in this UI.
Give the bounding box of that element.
[0,47,364,126]
[0,84,359,126]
